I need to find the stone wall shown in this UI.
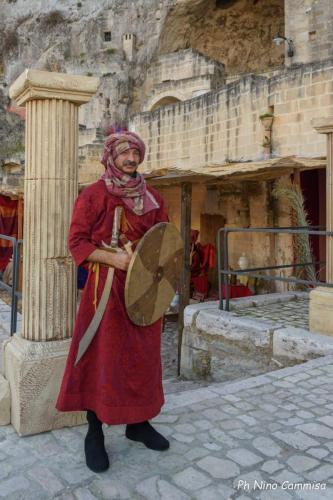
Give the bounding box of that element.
[131,60,333,172]
[142,49,225,110]
[78,144,104,186]
[285,0,333,66]
[145,49,224,87]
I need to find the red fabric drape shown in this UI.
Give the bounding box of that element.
[0,195,18,272]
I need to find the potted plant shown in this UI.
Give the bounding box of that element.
[259,112,274,131]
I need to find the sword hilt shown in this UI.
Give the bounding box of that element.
[111,206,123,248]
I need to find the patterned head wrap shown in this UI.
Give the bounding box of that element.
[101,131,159,215]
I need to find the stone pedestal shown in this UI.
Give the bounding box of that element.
[309,287,333,336]
[3,70,99,434]
[4,335,84,435]
[309,118,333,335]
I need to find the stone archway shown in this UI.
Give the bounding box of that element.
[145,90,186,111]
[151,96,181,110]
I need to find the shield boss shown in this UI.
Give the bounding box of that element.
[125,222,183,326]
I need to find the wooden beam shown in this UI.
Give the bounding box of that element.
[177,182,192,376]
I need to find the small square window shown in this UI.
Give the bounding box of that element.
[104,31,112,42]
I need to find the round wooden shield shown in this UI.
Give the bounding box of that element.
[125,222,183,326]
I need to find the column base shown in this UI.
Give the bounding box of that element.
[309,286,333,336]
[0,373,10,425]
[4,334,85,436]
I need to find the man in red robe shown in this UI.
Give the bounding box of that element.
[56,131,169,473]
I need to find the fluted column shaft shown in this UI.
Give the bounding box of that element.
[9,70,99,341]
[23,99,78,340]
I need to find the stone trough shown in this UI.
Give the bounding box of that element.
[181,292,333,382]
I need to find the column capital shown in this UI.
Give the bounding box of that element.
[9,69,99,106]
[312,117,333,134]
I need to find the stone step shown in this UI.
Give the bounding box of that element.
[163,376,210,394]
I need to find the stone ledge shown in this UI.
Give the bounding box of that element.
[184,298,329,365]
[195,309,275,347]
[229,291,305,311]
[267,354,333,378]
[180,293,319,381]
[273,326,333,361]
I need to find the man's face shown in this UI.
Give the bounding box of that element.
[114,148,140,175]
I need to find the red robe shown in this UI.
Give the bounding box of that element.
[56,180,168,425]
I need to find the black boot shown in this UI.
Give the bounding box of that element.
[125,421,169,451]
[84,410,109,473]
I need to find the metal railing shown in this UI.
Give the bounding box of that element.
[0,235,22,335]
[217,226,333,311]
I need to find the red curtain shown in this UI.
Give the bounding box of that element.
[0,195,18,272]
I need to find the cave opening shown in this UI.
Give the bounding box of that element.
[216,0,238,8]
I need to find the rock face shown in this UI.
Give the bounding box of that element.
[0,0,174,133]
[0,0,284,142]
[159,0,285,74]
[0,81,24,162]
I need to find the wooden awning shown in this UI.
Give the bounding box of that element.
[0,186,23,198]
[143,156,326,186]
[0,155,325,196]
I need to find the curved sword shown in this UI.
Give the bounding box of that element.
[75,206,128,366]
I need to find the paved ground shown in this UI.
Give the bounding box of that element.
[233,296,309,330]
[2,295,333,498]
[1,354,333,499]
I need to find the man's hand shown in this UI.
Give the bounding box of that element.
[108,250,131,271]
[86,248,131,271]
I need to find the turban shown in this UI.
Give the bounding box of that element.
[100,131,159,216]
[101,131,146,169]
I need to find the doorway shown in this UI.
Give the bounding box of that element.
[300,169,326,280]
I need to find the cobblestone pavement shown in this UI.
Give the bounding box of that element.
[234,296,309,330]
[1,354,333,499]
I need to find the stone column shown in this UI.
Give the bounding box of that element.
[309,117,333,335]
[2,70,99,435]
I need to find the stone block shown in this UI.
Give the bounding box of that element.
[250,292,297,307]
[273,326,333,361]
[4,334,85,435]
[183,301,218,328]
[180,341,212,380]
[0,373,10,425]
[309,287,333,336]
[196,309,272,348]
